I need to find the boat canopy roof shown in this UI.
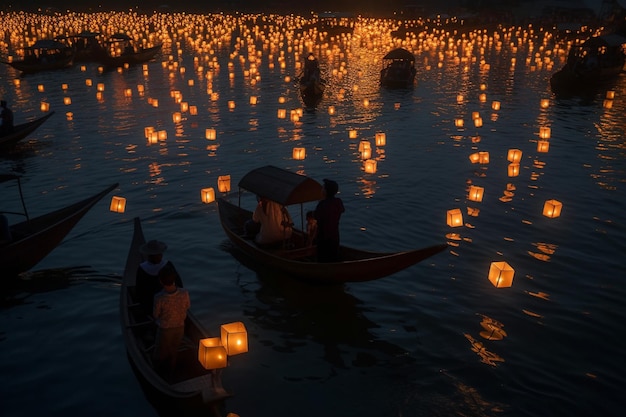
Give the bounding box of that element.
[382,48,415,61]
[238,165,323,206]
[28,39,67,50]
[582,33,626,48]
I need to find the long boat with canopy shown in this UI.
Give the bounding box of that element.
[217,165,447,284]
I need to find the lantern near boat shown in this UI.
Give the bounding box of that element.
[198,337,228,370]
[110,196,126,213]
[40,102,50,112]
[217,175,231,193]
[220,322,248,356]
[201,187,216,204]
[488,261,514,288]
[447,208,463,227]
[543,199,562,218]
[292,147,306,160]
[468,186,484,202]
[507,149,522,163]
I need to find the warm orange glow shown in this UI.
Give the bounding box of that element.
[85,79,92,87]
[221,322,248,355]
[158,130,167,140]
[360,147,371,160]
[539,127,551,139]
[124,88,132,98]
[540,99,549,108]
[201,187,216,204]
[66,112,73,120]
[543,199,563,218]
[603,99,613,109]
[456,94,464,104]
[292,147,306,160]
[375,132,386,147]
[328,106,336,115]
[455,118,464,128]
[40,102,50,112]
[478,151,489,164]
[474,117,483,128]
[198,337,227,370]
[507,149,522,163]
[349,129,357,139]
[38,84,44,92]
[537,140,550,153]
[508,163,520,177]
[358,140,371,152]
[250,96,258,105]
[109,196,126,213]
[172,112,182,123]
[217,175,231,193]
[97,83,105,92]
[469,152,481,164]
[364,159,377,174]
[228,100,236,110]
[447,208,463,227]
[488,261,514,288]
[468,186,484,202]
[277,109,286,119]
[189,106,198,115]
[205,128,217,140]
[63,97,71,105]
[180,102,189,112]
[491,101,501,111]
[606,90,615,99]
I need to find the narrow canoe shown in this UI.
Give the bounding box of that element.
[99,43,162,69]
[120,217,230,412]
[0,111,55,149]
[1,179,117,277]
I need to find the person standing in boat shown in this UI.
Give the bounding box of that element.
[136,239,183,316]
[153,264,190,380]
[252,196,293,247]
[314,179,345,262]
[0,100,14,135]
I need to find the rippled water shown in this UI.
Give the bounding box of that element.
[1,12,625,417]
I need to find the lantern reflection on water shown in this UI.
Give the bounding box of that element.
[488,261,514,288]
[508,163,520,177]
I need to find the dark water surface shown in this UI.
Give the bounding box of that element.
[1,12,625,417]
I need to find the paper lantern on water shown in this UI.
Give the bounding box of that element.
[97,83,105,92]
[447,208,463,227]
[124,88,132,98]
[85,79,92,87]
[66,112,73,121]
[277,109,286,119]
[491,100,501,111]
[201,187,215,204]
[228,100,236,110]
[364,159,377,174]
[469,152,481,164]
[189,105,198,115]
[540,98,549,108]
[456,94,464,103]
[455,118,464,128]
[38,84,45,92]
[539,127,551,139]
[292,147,306,160]
[375,132,386,147]
[543,199,563,218]
[110,196,126,213]
[205,128,217,140]
[360,147,371,160]
[198,337,227,370]
[537,140,550,153]
[488,261,514,288]
[349,129,357,139]
[358,140,371,152]
[478,151,489,164]
[328,105,336,115]
[468,185,484,202]
[249,96,258,105]
[180,102,189,113]
[148,131,159,145]
[63,97,71,105]
[172,112,182,123]
[479,93,486,103]
[507,148,522,163]
[473,117,483,128]
[603,99,613,109]
[217,175,231,193]
[508,163,520,177]
[606,90,615,99]
[158,130,167,141]
[221,322,248,356]
[40,102,50,112]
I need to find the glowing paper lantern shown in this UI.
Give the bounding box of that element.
[478,151,490,164]
[158,130,167,141]
[217,175,231,193]
[250,96,258,105]
[97,83,105,92]
[537,140,550,153]
[292,147,306,160]
[277,109,286,119]
[540,99,549,108]
[63,97,71,105]
[349,129,357,139]
[38,84,45,92]
[455,118,464,128]
[201,187,215,204]
[507,149,522,163]
[456,94,464,103]
[124,88,132,98]
[474,117,483,128]
[364,159,377,174]
[508,163,520,177]
[468,186,484,202]
[469,152,481,164]
[491,101,501,111]
[205,128,217,140]
[358,141,371,152]
[66,112,73,121]
[603,99,613,109]
[447,208,463,227]
[328,106,336,115]
[40,102,50,112]
[606,90,615,99]
[228,100,236,110]
[539,127,551,139]
[198,338,227,370]
[360,147,371,160]
[543,199,563,218]
[172,112,182,123]
[85,79,92,87]
[488,261,514,288]
[189,106,198,115]
[220,322,248,356]
[375,132,386,147]
[110,196,126,213]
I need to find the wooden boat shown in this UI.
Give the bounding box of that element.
[120,217,231,411]
[550,33,626,94]
[0,111,55,149]
[0,176,117,277]
[1,39,74,74]
[56,31,105,62]
[216,165,448,284]
[98,34,162,69]
[298,53,325,108]
[380,48,417,89]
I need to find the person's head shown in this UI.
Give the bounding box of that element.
[306,210,315,221]
[322,179,339,198]
[158,264,177,288]
[140,239,167,264]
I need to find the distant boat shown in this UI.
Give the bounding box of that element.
[56,31,105,62]
[1,39,74,74]
[380,48,417,89]
[97,33,162,69]
[0,111,55,149]
[550,33,626,94]
[217,165,447,284]
[298,53,325,108]
[1,176,117,278]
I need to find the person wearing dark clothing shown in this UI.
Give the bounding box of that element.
[314,179,345,262]
[0,100,14,135]
[135,239,183,316]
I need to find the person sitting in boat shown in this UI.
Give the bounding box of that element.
[0,100,14,135]
[314,179,345,262]
[251,196,293,247]
[306,210,318,247]
[153,263,190,380]
[136,239,183,317]
[302,53,320,83]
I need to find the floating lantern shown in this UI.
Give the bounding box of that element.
[447,208,463,227]
[180,102,189,113]
[158,130,167,141]
[472,111,480,120]
[85,79,92,87]
[277,109,286,119]
[38,84,44,92]
[40,102,50,112]
[172,112,182,123]
[375,133,386,147]
[278,96,286,104]
[250,96,258,105]
[543,199,563,218]
[201,187,216,204]
[479,93,486,102]
[358,140,371,152]
[606,90,615,99]
[474,117,483,128]
[539,127,551,139]
[364,159,377,174]
[66,112,73,121]
[292,147,306,160]
[144,126,155,138]
[508,163,520,177]
[13,79,20,87]
[603,99,613,109]
[124,88,132,98]
[228,100,236,110]
[152,99,159,108]
[469,152,481,164]
[478,151,489,164]
[491,101,501,111]
[189,106,198,115]
[198,338,227,370]
[507,149,522,163]
[109,196,126,213]
[220,322,248,355]
[188,80,194,86]
[360,147,372,160]
[363,99,369,107]
[540,98,549,108]
[468,186,484,202]
[455,118,464,128]
[61,83,68,90]
[537,140,550,153]
[97,83,105,92]
[488,261,514,288]
[328,106,335,115]
[349,129,357,139]
[63,97,71,105]
[456,94,464,103]
[148,132,159,145]
[217,175,231,193]
[205,128,217,140]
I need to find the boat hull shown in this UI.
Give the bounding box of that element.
[99,44,162,68]
[0,112,55,149]
[299,79,325,108]
[217,198,447,284]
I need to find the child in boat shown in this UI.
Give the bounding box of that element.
[306,210,318,246]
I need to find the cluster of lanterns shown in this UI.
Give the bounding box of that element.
[198,321,248,370]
